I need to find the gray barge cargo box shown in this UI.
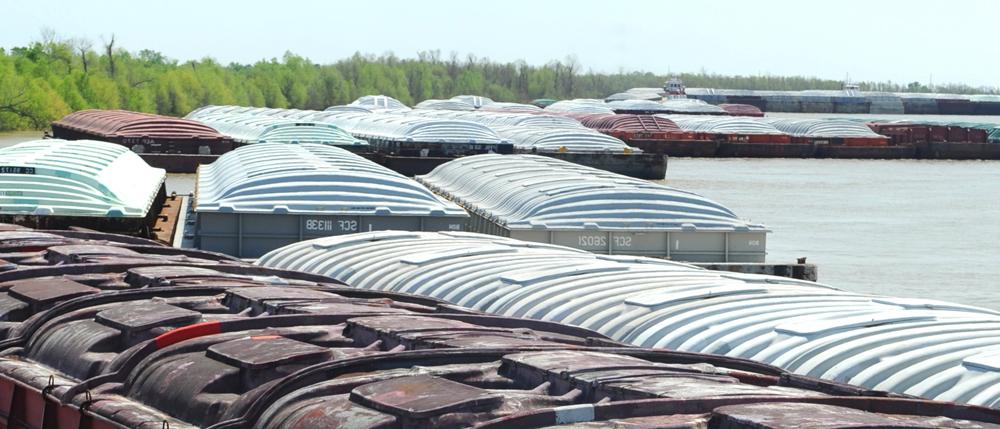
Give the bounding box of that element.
[193,143,468,257]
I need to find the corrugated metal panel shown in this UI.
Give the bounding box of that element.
[625,87,667,95]
[52,109,235,155]
[605,92,662,101]
[761,118,888,138]
[660,99,729,114]
[477,101,543,113]
[53,109,226,140]
[416,155,765,261]
[545,99,616,115]
[491,126,638,153]
[310,111,507,146]
[0,139,165,218]
[194,143,468,257]
[450,94,494,107]
[349,94,411,111]
[402,110,638,154]
[196,143,463,216]
[531,98,557,107]
[188,112,368,147]
[184,104,251,118]
[606,99,676,113]
[581,114,682,132]
[414,99,476,111]
[408,109,582,129]
[719,104,765,117]
[659,115,787,135]
[323,104,375,113]
[258,230,1000,408]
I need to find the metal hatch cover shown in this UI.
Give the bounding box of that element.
[95,301,201,335]
[207,336,332,370]
[349,374,502,419]
[7,277,100,307]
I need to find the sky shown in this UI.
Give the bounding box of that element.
[3,0,997,87]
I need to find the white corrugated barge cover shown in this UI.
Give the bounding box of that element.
[491,126,639,153]
[660,99,728,114]
[190,112,368,147]
[196,143,466,216]
[185,105,244,119]
[545,100,616,114]
[606,92,658,102]
[349,95,411,112]
[659,115,787,135]
[450,95,494,108]
[414,99,476,111]
[408,109,582,129]
[257,230,1000,408]
[478,102,543,113]
[626,87,667,95]
[416,154,766,261]
[310,111,505,144]
[0,139,165,217]
[606,100,675,113]
[194,143,468,257]
[323,105,375,113]
[760,118,888,138]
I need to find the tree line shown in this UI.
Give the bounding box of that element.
[2,33,997,131]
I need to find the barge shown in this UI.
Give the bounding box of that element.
[50,109,234,155]
[190,143,468,258]
[260,230,1000,408]
[416,154,768,262]
[0,226,997,428]
[0,139,167,236]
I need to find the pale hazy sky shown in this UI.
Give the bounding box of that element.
[4,0,996,87]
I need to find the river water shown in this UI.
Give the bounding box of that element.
[2,124,998,309]
[661,158,1000,309]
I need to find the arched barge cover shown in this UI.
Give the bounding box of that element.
[310,111,512,156]
[190,113,368,147]
[607,99,677,114]
[761,118,889,139]
[349,95,411,111]
[416,154,766,261]
[259,230,1000,408]
[719,104,765,117]
[450,94,495,107]
[194,143,467,257]
[52,109,233,154]
[414,99,477,111]
[0,139,165,218]
[545,99,616,115]
[407,109,583,129]
[659,115,788,136]
[660,99,729,114]
[491,126,638,153]
[477,102,543,113]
